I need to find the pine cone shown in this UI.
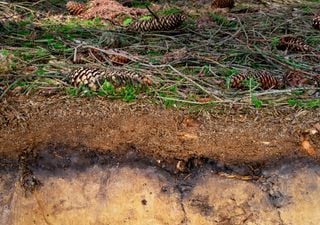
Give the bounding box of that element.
[69,67,107,90]
[68,67,152,90]
[107,68,153,85]
[88,48,131,65]
[277,35,312,52]
[211,0,235,8]
[88,48,110,63]
[127,14,186,32]
[313,15,320,30]
[231,71,281,90]
[107,49,131,65]
[283,70,313,87]
[66,1,87,16]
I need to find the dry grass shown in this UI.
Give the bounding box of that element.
[0,0,319,109]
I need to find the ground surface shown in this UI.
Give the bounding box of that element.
[1,0,320,224]
[1,0,320,107]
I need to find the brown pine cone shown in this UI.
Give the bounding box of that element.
[313,15,320,30]
[68,67,152,90]
[88,48,131,65]
[277,35,312,52]
[107,49,131,65]
[283,70,314,87]
[211,0,235,8]
[69,67,107,90]
[88,48,110,63]
[231,71,282,90]
[66,1,87,16]
[108,55,131,65]
[107,68,153,86]
[127,14,186,32]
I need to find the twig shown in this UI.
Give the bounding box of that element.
[252,87,320,97]
[146,4,160,21]
[168,65,223,101]
[82,45,141,63]
[253,46,316,77]
[157,96,214,105]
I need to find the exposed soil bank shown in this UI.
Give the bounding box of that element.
[0,148,319,225]
[1,95,319,164]
[0,95,319,225]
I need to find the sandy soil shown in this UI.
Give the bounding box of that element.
[1,157,319,225]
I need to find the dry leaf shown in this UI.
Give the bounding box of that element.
[301,140,317,156]
[283,70,313,87]
[23,66,37,74]
[178,132,198,141]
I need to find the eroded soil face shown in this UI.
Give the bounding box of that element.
[1,95,320,164]
[0,96,320,224]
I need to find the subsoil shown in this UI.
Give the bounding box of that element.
[1,141,320,225]
[1,95,319,167]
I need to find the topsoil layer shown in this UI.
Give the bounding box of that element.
[0,95,319,165]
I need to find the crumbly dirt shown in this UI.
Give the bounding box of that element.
[1,95,319,165]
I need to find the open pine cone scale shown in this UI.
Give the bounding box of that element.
[105,49,132,65]
[313,15,320,30]
[211,0,235,8]
[277,36,313,52]
[69,68,106,90]
[66,1,87,15]
[127,14,186,32]
[68,67,153,90]
[231,71,282,90]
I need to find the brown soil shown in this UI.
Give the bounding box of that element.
[1,95,319,165]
